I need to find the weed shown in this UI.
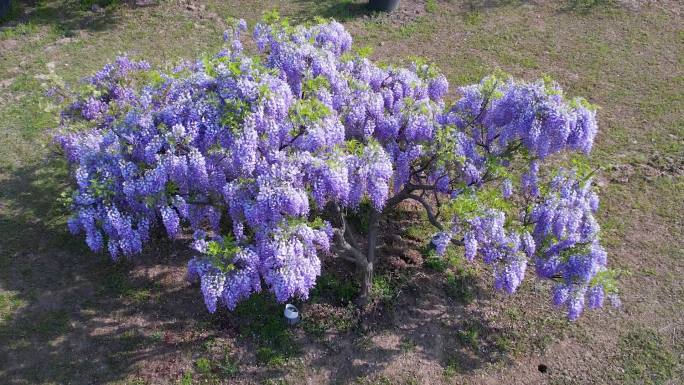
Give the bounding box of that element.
[457,324,479,350]
[463,11,483,27]
[179,372,193,385]
[399,336,416,352]
[371,275,396,301]
[425,0,438,13]
[443,358,461,377]
[217,355,239,377]
[195,357,212,375]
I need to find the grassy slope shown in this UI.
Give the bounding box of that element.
[0,0,682,384]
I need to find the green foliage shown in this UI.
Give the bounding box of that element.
[289,98,331,125]
[204,237,240,273]
[591,268,628,295]
[411,56,442,80]
[353,45,374,58]
[88,177,115,200]
[302,76,330,98]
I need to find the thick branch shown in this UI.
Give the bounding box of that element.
[332,228,367,266]
[407,193,444,231]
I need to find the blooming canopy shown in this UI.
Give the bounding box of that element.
[56,16,617,320]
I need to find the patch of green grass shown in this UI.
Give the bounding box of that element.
[118,329,146,350]
[565,0,615,13]
[310,274,358,305]
[442,358,462,377]
[423,255,448,272]
[618,329,677,385]
[396,16,437,40]
[444,267,477,303]
[18,309,71,338]
[263,379,289,385]
[371,275,398,302]
[494,334,516,353]
[302,303,356,338]
[78,0,120,11]
[463,11,483,27]
[0,22,39,39]
[234,293,299,366]
[216,355,239,378]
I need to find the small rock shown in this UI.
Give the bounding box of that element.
[186,4,196,11]
[91,4,104,13]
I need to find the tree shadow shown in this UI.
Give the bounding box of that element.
[292,0,374,22]
[299,265,518,384]
[0,157,519,384]
[463,0,536,9]
[0,159,212,384]
[0,0,147,33]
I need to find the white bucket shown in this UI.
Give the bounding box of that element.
[284,304,300,325]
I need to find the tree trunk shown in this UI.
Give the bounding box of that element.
[358,261,374,303]
[357,208,380,305]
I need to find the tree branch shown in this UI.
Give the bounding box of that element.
[407,193,444,231]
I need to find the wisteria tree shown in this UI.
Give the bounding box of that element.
[55,15,618,320]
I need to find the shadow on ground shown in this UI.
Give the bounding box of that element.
[0,159,213,384]
[293,0,374,22]
[0,158,518,384]
[0,0,138,32]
